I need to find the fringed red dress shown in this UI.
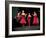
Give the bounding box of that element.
[28,15,31,27]
[17,15,21,21]
[20,15,26,26]
[33,15,39,25]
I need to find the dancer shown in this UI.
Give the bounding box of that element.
[33,11,39,26]
[20,10,26,27]
[16,11,21,22]
[27,13,31,27]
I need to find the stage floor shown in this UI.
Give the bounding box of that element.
[12,25,40,31]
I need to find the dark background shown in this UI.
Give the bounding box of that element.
[12,7,40,17]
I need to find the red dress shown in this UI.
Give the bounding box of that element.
[20,15,26,25]
[33,15,39,25]
[17,15,20,21]
[28,16,31,26]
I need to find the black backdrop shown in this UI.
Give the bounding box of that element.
[12,7,40,17]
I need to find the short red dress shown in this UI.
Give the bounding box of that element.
[17,15,20,21]
[33,15,39,25]
[20,15,26,25]
[28,16,31,26]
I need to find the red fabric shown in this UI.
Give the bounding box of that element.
[33,16,39,25]
[17,16,20,21]
[20,15,26,25]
